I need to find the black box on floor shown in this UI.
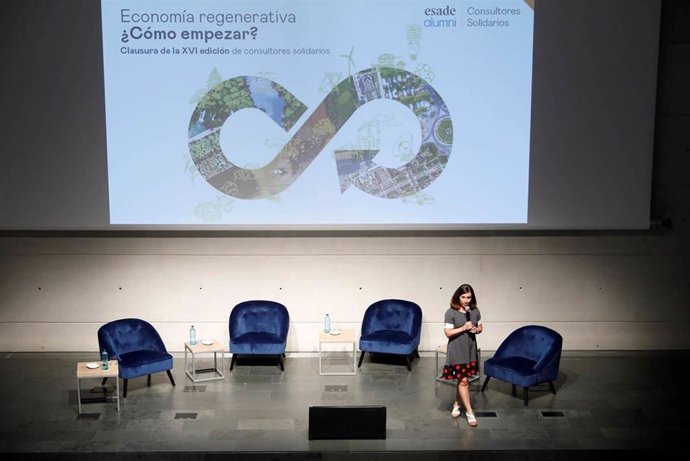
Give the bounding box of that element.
[308,405,386,440]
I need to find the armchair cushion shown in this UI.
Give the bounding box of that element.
[482,356,537,388]
[231,332,286,354]
[359,330,416,356]
[117,350,173,380]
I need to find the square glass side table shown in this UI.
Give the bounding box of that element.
[318,329,357,375]
[76,360,119,413]
[185,340,225,382]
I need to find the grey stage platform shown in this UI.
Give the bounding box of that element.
[0,351,689,460]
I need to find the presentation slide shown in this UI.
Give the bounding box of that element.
[101,0,534,225]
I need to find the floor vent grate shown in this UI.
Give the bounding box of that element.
[324,384,348,392]
[76,413,101,420]
[474,411,498,418]
[184,385,207,392]
[174,412,198,420]
[540,410,566,418]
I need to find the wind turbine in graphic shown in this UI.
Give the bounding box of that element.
[340,47,356,76]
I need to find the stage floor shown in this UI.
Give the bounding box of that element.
[1,351,689,459]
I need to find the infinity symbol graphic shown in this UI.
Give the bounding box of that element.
[188,67,453,199]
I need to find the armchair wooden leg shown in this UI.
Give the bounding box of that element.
[524,387,529,406]
[230,354,237,371]
[278,354,284,371]
[357,351,366,368]
[480,376,491,392]
[101,377,108,386]
[147,374,151,386]
[166,370,176,387]
[512,384,516,396]
[406,355,412,372]
[548,380,557,394]
[123,379,128,398]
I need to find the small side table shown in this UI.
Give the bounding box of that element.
[76,360,119,414]
[319,329,357,375]
[185,340,225,382]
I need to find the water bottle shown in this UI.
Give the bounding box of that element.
[190,325,197,345]
[100,349,109,370]
[324,314,331,333]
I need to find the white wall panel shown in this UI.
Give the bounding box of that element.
[1,236,688,352]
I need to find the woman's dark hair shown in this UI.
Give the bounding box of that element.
[450,283,477,310]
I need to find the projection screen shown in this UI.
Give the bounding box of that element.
[0,0,661,230]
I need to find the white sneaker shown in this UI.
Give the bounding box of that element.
[451,404,461,418]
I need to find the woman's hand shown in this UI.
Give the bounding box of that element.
[462,321,474,332]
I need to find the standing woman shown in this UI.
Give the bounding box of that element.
[442,283,483,427]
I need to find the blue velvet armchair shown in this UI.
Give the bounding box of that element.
[481,325,563,406]
[229,300,290,371]
[97,318,175,398]
[358,299,422,371]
